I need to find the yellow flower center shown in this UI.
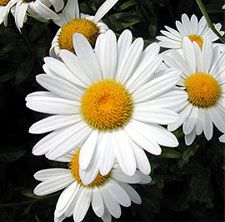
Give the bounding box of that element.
[70,149,110,188]
[185,72,221,108]
[188,34,203,48]
[58,18,100,52]
[0,0,10,6]
[81,80,133,131]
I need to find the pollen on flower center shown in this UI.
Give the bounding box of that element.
[188,34,203,48]
[81,80,133,131]
[0,0,10,6]
[58,18,100,52]
[185,72,221,108]
[70,149,110,188]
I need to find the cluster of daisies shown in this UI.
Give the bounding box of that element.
[1,0,225,221]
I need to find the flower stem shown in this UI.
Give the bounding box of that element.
[195,0,225,44]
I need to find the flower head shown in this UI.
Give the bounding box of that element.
[50,0,118,57]
[26,30,180,184]
[163,37,225,145]
[34,150,151,222]
[156,14,224,49]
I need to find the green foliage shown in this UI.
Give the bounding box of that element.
[0,0,225,221]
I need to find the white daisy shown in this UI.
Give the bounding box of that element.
[223,4,225,9]
[0,0,64,30]
[219,134,225,143]
[34,149,151,222]
[156,14,224,49]
[163,37,225,145]
[50,0,118,57]
[26,29,181,183]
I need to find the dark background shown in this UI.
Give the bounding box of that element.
[0,0,225,221]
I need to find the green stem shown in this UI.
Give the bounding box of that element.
[195,0,225,44]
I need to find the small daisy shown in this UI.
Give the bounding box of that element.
[34,149,151,222]
[156,14,224,49]
[163,37,225,145]
[223,4,225,9]
[26,30,181,183]
[0,0,64,30]
[219,134,225,143]
[50,0,118,57]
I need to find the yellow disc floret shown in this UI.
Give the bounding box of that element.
[81,80,133,131]
[0,0,10,6]
[188,34,203,48]
[185,72,221,108]
[70,149,110,188]
[59,18,100,52]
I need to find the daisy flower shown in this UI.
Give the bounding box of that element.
[34,149,151,222]
[163,37,225,145]
[26,30,181,183]
[223,4,225,9]
[219,134,225,143]
[156,14,224,49]
[50,0,118,57]
[0,0,64,30]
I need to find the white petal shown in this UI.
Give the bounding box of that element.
[93,0,118,22]
[219,134,225,143]
[26,92,79,115]
[36,74,82,100]
[126,54,162,92]
[133,71,180,103]
[183,106,198,134]
[116,38,144,84]
[184,129,196,146]
[79,130,99,170]
[131,143,151,174]
[125,120,162,155]
[73,188,91,222]
[34,174,73,196]
[106,179,131,207]
[34,168,70,181]
[113,130,136,176]
[73,33,102,82]
[95,30,117,79]
[92,188,104,217]
[60,50,92,86]
[44,57,85,87]
[29,114,81,134]
[55,182,78,215]
[111,168,140,184]
[99,133,115,176]
[209,106,225,133]
[119,183,141,204]
[117,29,132,72]
[46,124,92,160]
[202,37,213,73]
[182,37,196,73]
[133,108,179,125]
[101,187,121,218]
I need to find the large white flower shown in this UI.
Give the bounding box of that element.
[50,0,118,57]
[34,150,151,222]
[163,37,225,145]
[156,14,224,49]
[26,29,182,183]
[0,0,64,30]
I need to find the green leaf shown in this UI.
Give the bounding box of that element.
[161,149,182,159]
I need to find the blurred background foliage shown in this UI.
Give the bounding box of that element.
[0,0,225,221]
